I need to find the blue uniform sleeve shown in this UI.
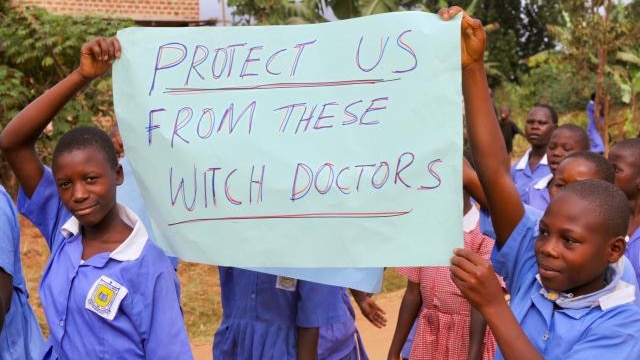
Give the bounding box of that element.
[565,308,640,360]
[17,167,69,251]
[132,259,193,359]
[491,208,540,295]
[0,188,18,278]
[296,282,349,328]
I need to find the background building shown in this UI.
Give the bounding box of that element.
[11,0,236,25]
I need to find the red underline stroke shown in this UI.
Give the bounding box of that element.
[168,209,412,226]
[163,78,401,95]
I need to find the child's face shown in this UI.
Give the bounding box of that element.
[608,147,639,200]
[548,158,599,199]
[500,107,509,120]
[524,107,554,148]
[536,192,619,296]
[546,130,584,173]
[52,147,123,227]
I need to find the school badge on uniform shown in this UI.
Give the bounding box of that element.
[276,276,298,291]
[85,275,128,320]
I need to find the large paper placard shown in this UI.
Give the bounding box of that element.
[113,11,462,267]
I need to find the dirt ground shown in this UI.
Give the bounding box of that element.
[190,289,404,359]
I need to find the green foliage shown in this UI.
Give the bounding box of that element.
[503,60,595,115]
[228,0,325,24]
[0,5,134,191]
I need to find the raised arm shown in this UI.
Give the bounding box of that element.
[0,37,121,197]
[439,7,523,247]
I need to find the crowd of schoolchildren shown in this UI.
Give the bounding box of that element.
[1,6,640,359]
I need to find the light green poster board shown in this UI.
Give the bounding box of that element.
[113,11,462,267]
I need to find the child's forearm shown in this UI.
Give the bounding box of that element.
[0,271,12,331]
[0,71,91,197]
[482,300,543,360]
[387,282,421,359]
[462,63,523,247]
[468,306,486,360]
[462,157,487,209]
[297,326,319,360]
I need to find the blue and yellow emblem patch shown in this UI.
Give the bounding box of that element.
[85,275,128,320]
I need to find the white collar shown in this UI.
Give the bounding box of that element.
[60,204,148,261]
[533,173,554,190]
[463,206,479,233]
[537,257,636,310]
[515,148,549,170]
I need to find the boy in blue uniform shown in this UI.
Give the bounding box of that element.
[510,104,556,201]
[0,185,45,359]
[441,7,640,359]
[0,37,192,359]
[608,139,640,286]
[526,125,589,211]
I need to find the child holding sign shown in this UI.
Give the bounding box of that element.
[0,37,192,359]
[443,6,640,359]
[388,158,498,360]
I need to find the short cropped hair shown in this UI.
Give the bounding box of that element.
[554,124,589,150]
[53,126,118,169]
[534,103,559,125]
[560,179,629,238]
[611,139,640,167]
[562,151,614,183]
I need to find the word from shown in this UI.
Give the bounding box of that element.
[146,101,257,147]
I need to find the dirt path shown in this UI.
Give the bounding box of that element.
[190,289,404,360]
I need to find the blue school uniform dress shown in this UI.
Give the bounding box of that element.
[626,228,640,287]
[214,267,357,360]
[318,288,368,360]
[18,168,192,360]
[492,208,640,359]
[525,174,552,212]
[117,156,179,269]
[586,100,605,153]
[511,150,550,202]
[0,186,45,359]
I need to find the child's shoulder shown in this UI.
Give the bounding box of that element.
[135,238,176,273]
[589,302,640,334]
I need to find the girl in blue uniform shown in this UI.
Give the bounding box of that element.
[214,267,368,360]
[0,185,45,359]
[0,37,192,359]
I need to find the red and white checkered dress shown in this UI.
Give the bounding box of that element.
[397,213,499,360]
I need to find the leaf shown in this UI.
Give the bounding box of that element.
[617,51,640,66]
[360,0,398,16]
[327,0,358,19]
[41,56,54,67]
